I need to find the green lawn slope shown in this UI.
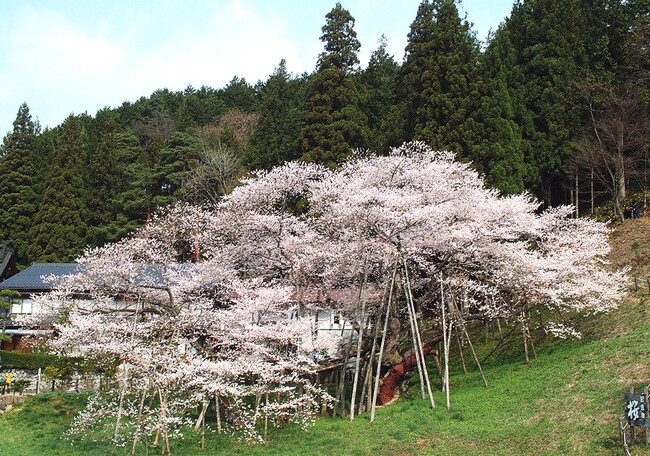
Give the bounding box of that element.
[1,220,649,456]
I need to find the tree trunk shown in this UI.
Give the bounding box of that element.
[376,331,443,405]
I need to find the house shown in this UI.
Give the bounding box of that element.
[0,262,365,352]
[0,263,78,351]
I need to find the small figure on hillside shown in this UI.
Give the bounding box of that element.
[632,201,641,219]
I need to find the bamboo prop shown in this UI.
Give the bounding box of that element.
[350,262,369,421]
[370,267,397,422]
[194,398,209,431]
[215,395,222,433]
[333,323,355,417]
[164,423,172,456]
[264,392,269,442]
[116,299,143,442]
[359,312,382,414]
[114,384,126,441]
[456,295,488,388]
[433,351,443,388]
[358,357,371,415]
[441,274,450,410]
[521,314,530,363]
[131,389,148,455]
[153,388,165,450]
[402,268,424,400]
[443,317,454,390]
[358,275,392,415]
[403,260,435,408]
[201,414,205,451]
[402,270,426,400]
[463,327,488,387]
[456,333,468,374]
[522,312,537,359]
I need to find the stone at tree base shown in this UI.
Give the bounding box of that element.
[0,394,27,413]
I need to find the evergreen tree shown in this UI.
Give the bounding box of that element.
[504,0,585,203]
[219,77,258,112]
[392,0,479,154]
[116,131,167,225]
[157,131,203,205]
[0,103,37,260]
[463,28,528,195]
[87,124,142,245]
[245,60,306,169]
[299,2,369,166]
[27,115,89,262]
[360,36,400,153]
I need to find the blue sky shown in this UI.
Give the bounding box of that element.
[0,0,514,137]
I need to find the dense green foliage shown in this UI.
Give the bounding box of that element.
[0,104,37,257]
[0,350,85,373]
[0,0,647,265]
[299,2,369,166]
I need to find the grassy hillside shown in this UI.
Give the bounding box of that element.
[1,220,649,456]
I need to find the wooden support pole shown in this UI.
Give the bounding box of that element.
[402,270,426,400]
[643,386,650,446]
[350,264,369,421]
[216,395,222,433]
[131,390,147,455]
[201,407,206,450]
[521,315,530,363]
[403,261,435,408]
[371,268,397,422]
[461,324,488,388]
[441,274,450,410]
[194,398,209,432]
[334,325,355,417]
[522,314,537,359]
[433,351,443,387]
[456,333,468,374]
[264,392,269,442]
[360,311,382,415]
[630,386,636,444]
[620,417,632,456]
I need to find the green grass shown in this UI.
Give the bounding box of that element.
[1,295,649,456]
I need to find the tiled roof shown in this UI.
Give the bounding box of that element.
[0,263,79,291]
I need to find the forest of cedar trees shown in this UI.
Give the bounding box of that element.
[0,0,648,266]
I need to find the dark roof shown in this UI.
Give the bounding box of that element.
[0,263,79,291]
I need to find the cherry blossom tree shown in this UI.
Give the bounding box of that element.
[26,141,625,448]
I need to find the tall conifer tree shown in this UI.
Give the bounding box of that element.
[245,60,305,169]
[299,2,369,166]
[27,115,89,262]
[360,36,400,154]
[390,0,479,154]
[0,103,37,259]
[503,0,585,203]
[464,28,528,194]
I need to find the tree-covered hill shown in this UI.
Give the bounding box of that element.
[0,0,648,266]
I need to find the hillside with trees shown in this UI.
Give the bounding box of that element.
[0,0,648,265]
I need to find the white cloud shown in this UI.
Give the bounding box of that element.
[1,1,311,133]
[9,10,126,79]
[128,0,304,91]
